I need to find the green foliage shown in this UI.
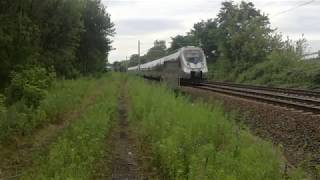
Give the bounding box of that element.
[0,94,5,113]
[22,75,119,179]
[213,1,274,78]
[161,1,320,88]
[0,0,115,141]
[0,0,114,86]
[77,0,115,74]
[126,40,168,67]
[6,66,55,108]
[191,20,219,61]
[127,77,305,179]
[168,35,198,53]
[168,20,219,62]
[0,94,7,139]
[0,76,109,143]
[141,40,167,63]
[40,77,99,121]
[0,0,41,88]
[232,37,320,88]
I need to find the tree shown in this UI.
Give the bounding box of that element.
[76,0,115,74]
[36,0,84,78]
[191,19,219,62]
[0,0,115,92]
[0,0,41,89]
[127,40,167,67]
[143,40,167,63]
[168,35,197,53]
[215,1,274,76]
[128,54,139,67]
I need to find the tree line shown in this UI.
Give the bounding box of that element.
[113,40,167,71]
[0,0,114,106]
[121,1,320,88]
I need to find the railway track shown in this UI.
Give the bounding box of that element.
[181,81,320,114]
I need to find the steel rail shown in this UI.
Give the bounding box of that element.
[181,81,320,114]
[206,81,320,98]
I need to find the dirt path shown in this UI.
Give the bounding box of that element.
[109,89,141,180]
[104,82,160,180]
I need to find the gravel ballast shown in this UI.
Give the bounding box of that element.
[180,86,320,177]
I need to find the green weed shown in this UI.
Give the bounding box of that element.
[127,77,305,179]
[22,75,119,179]
[0,75,111,143]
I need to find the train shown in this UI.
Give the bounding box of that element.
[127,46,208,87]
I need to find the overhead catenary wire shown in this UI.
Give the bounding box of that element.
[271,0,316,17]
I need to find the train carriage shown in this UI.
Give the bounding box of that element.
[128,46,208,87]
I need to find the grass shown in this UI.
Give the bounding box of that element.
[127,77,306,180]
[0,76,111,143]
[22,74,119,179]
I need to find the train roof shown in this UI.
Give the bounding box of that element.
[127,46,202,70]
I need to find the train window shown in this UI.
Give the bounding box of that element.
[183,50,204,64]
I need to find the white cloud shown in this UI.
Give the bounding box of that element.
[104,0,320,62]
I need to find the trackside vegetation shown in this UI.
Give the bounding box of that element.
[0,76,109,143]
[22,75,119,179]
[128,77,305,179]
[0,0,115,144]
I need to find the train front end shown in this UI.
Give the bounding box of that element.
[181,47,208,80]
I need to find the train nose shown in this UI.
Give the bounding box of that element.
[191,71,203,80]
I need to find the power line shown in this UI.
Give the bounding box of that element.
[272,0,316,17]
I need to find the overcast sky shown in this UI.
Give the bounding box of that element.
[102,0,320,63]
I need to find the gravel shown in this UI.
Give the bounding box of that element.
[180,86,320,177]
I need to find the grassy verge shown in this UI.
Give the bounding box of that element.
[22,75,119,179]
[128,77,305,179]
[0,76,110,143]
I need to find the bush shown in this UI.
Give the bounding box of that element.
[6,66,56,108]
[236,49,320,88]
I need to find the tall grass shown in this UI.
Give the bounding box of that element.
[22,75,119,179]
[0,76,110,143]
[128,77,304,179]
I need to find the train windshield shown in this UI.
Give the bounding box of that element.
[183,50,204,64]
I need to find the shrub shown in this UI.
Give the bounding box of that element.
[6,66,56,108]
[236,49,320,88]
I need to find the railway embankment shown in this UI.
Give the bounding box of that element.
[180,85,320,178]
[128,77,306,179]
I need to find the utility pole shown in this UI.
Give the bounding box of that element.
[138,40,141,71]
[125,56,128,72]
